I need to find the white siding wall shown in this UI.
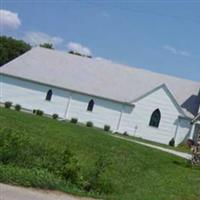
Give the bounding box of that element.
[0,75,191,146]
[118,88,191,146]
[175,118,191,146]
[67,93,125,129]
[0,75,70,118]
[0,75,125,130]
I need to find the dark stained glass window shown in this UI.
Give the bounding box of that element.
[149,109,161,128]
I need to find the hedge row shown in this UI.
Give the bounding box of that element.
[3,102,111,132]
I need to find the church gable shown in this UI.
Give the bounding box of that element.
[132,84,187,118]
[118,85,191,145]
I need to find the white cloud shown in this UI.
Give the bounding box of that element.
[163,45,177,54]
[94,56,113,63]
[180,51,190,57]
[23,32,63,46]
[67,42,92,56]
[101,11,110,18]
[0,9,21,30]
[94,57,106,61]
[163,45,190,57]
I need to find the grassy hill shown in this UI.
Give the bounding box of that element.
[0,107,199,200]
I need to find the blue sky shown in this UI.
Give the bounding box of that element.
[1,0,200,82]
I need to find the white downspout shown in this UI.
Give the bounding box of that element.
[64,92,72,119]
[174,117,180,144]
[116,105,124,131]
[189,123,196,140]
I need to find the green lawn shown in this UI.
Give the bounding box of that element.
[114,133,191,153]
[0,107,199,200]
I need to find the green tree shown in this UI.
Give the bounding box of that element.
[68,50,92,58]
[0,36,31,66]
[40,43,54,49]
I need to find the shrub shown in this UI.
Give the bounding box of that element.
[40,145,80,184]
[52,113,59,120]
[35,110,44,116]
[123,131,128,136]
[86,121,93,128]
[0,128,80,184]
[14,104,21,111]
[0,165,65,189]
[33,109,43,116]
[0,128,32,165]
[82,156,112,194]
[70,118,78,124]
[169,138,175,147]
[104,125,110,132]
[62,155,80,183]
[178,141,191,152]
[4,101,12,109]
[187,139,194,148]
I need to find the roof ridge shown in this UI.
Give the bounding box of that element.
[34,46,200,85]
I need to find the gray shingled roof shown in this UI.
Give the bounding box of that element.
[1,47,200,117]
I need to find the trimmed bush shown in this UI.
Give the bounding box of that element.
[52,113,59,120]
[104,125,110,132]
[123,131,128,136]
[187,139,194,147]
[169,138,175,147]
[35,110,44,116]
[86,121,93,128]
[14,104,21,111]
[4,101,12,109]
[70,118,78,124]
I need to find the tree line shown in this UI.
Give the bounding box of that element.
[0,36,92,67]
[0,36,54,66]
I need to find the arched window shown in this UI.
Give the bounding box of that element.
[149,109,161,128]
[46,89,52,101]
[87,99,94,111]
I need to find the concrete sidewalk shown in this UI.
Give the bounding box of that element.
[111,134,192,160]
[0,183,93,200]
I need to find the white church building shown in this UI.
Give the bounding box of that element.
[0,47,200,146]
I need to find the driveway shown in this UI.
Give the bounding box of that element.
[0,183,94,200]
